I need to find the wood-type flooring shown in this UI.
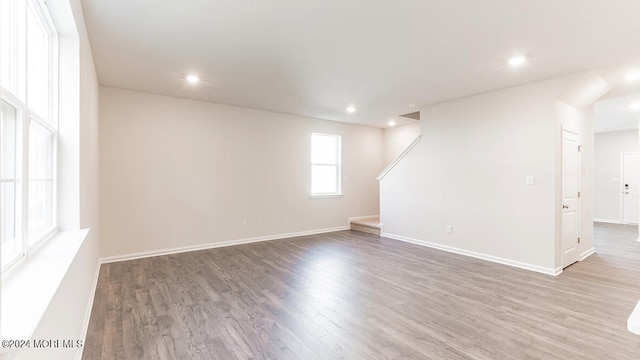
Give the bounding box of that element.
[82,223,640,359]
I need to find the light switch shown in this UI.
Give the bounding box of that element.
[526,176,535,185]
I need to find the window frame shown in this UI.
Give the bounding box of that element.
[1,0,59,272]
[310,132,342,197]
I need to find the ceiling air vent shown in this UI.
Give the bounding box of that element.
[399,111,420,120]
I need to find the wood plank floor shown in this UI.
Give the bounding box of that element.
[83,223,640,359]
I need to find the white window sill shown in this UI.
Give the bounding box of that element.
[310,194,344,199]
[1,229,90,350]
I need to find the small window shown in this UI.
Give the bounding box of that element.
[311,133,341,196]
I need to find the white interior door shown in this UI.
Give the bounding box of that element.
[622,153,640,225]
[562,129,581,268]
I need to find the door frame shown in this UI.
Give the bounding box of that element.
[561,127,581,269]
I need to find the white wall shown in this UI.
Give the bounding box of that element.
[380,74,586,274]
[99,87,383,259]
[594,130,638,222]
[382,122,420,165]
[13,0,101,359]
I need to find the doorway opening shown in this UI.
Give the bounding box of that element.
[593,93,640,247]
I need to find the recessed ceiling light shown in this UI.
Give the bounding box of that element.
[186,74,200,84]
[346,105,356,113]
[388,120,396,127]
[630,103,640,111]
[508,55,526,67]
[625,72,640,82]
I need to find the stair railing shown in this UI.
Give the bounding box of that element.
[376,135,421,181]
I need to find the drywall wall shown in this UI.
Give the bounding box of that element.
[380,74,585,274]
[12,0,101,359]
[382,122,420,166]
[594,130,638,222]
[99,87,383,259]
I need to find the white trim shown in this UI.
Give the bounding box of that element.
[377,135,421,181]
[309,194,344,199]
[580,247,596,261]
[77,261,101,360]
[620,153,625,225]
[593,218,622,224]
[628,301,640,335]
[381,232,561,276]
[100,226,350,264]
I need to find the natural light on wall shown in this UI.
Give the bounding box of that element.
[311,133,342,196]
[0,0,58,271]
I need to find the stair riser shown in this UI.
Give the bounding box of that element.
[351,224,381,235]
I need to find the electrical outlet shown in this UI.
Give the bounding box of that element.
[257,218,262,225]
[242,219,248,227]
[446,225,453,234]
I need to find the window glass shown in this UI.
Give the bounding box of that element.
[311,134,338,164]
[311,165,338,194]
[28,120,54,243]
[27,2,50,119]
[0,0,26,100]
[1,102,21,267]
[1,102,17,179]
[311,133,341,196]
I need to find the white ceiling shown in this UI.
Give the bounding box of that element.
[594,94,640,133]
[80,0,640,128]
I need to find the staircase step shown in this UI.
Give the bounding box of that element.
[350,217,381,235]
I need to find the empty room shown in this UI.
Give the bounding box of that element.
[1,0,640,359]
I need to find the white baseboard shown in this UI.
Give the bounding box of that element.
[381,232,561,276]
[100,226,350,264]
[580,247,596,261]
[77,261,102,360]
[593,218,621,224]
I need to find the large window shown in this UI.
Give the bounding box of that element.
[311,133,342,196]
[1,0,57,270]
